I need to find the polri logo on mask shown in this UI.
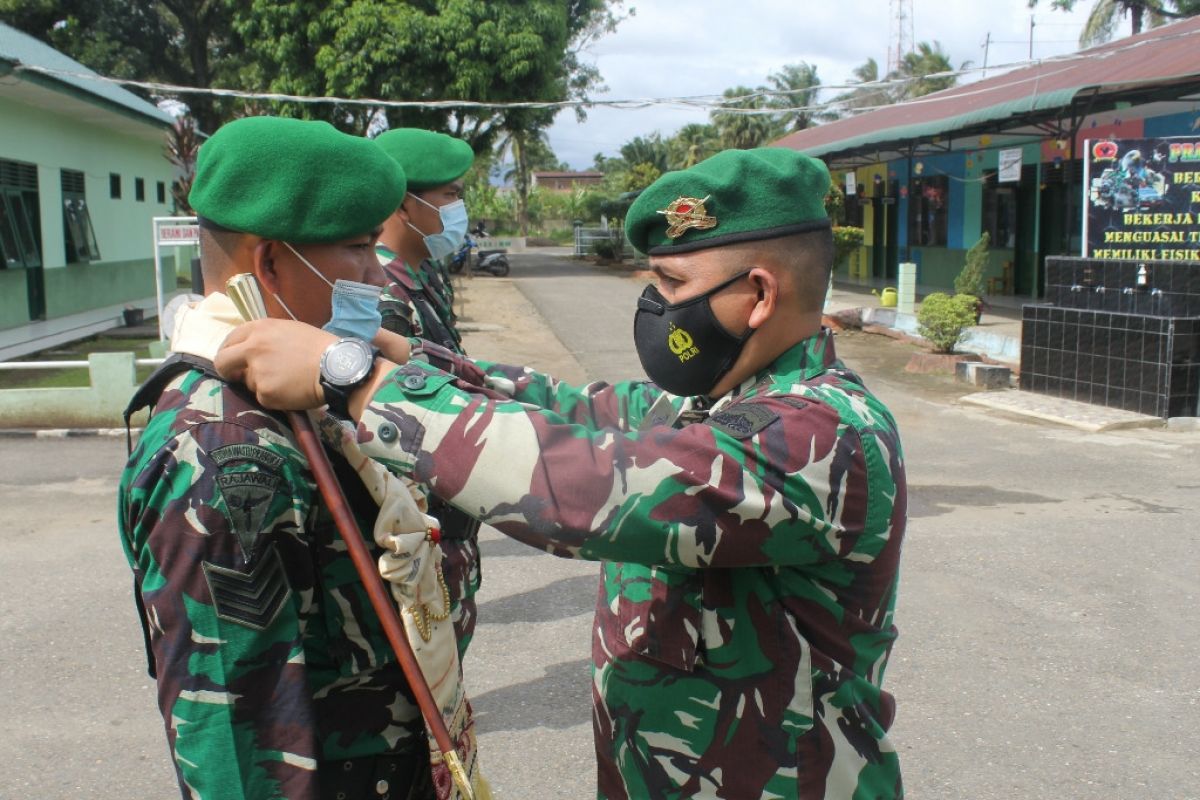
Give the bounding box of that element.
[667,324,699,362]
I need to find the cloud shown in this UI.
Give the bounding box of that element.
[550,0,1109,168]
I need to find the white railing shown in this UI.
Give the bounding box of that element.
[573,226,635,258]
[0,358,164,370]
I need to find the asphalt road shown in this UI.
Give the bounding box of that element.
[2,252,1198,799]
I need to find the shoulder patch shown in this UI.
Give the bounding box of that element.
[706,403,780,439]
[202,544,292,631]
[211,443,284,470]
[215,468,282,562]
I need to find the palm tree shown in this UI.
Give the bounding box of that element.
[666,123,719,170]
[891,41,962,101]
[710,86,781,150]
[1028,0,1199,46]
[765,62,826,132]
[830,58,894,117]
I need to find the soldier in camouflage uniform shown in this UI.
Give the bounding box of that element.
[371,128,482,657]
[219,147,908,799]
[118,116,438,800]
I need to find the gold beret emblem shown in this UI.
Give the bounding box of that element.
[657,195,718,239]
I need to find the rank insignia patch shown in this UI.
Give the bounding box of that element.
[656,195,718,239]
[706,403,780,439]
[203,544,292,631]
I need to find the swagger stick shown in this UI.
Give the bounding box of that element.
[226,274,474,800]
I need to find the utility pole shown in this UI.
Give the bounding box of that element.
[1029,15,1036,59]
[982,31,991,78]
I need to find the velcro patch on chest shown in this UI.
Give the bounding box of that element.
[705,403,780,439]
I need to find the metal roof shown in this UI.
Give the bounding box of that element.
[774,15,1200,164]
[0,22,173,129]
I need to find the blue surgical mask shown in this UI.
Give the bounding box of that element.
[278,242,383,341]
[406,194,469,261]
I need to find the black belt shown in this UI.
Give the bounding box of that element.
[319,747,433,800]
[428,497,481,541]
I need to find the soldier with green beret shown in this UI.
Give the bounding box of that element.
[370,127,483,657]
[118,115,441,799]
[218,146,908,799]
[372,127,474,349]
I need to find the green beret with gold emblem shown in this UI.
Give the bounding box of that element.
[625,147,832,256]
[189,116,406,244]
[373,128,475,192]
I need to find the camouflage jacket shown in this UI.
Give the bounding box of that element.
[357,329,907,799]
[118,365,426,799]
[376,246,480,653]
[377,247,461,352]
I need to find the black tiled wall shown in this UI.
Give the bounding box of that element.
[1021,306,1200,417]
[1044,257,1200,316]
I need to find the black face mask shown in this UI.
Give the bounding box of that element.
[633,269,755,397]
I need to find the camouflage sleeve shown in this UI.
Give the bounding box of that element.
[411,341,667,431]
[357,364,900,569]
[119,419,319,800]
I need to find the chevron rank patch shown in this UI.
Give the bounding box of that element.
[202,544,292,631]
[706,403,779,439]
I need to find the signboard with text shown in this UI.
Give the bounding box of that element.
[1083,136,1200,260]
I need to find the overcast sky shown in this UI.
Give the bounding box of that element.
[547,0,1127,169]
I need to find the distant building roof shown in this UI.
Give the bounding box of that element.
[0,22,173,128]
[533,171,605,179]
[774,15,1200,165]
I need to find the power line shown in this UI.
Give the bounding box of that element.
[8,23,1197,120]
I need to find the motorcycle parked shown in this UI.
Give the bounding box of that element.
[448,228,510,277]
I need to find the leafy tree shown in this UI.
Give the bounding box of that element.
[1028,0,1198,45]
[0,0,235,134]
[955,233,991,298]
[623,163,662,193]
[619,133,671,174]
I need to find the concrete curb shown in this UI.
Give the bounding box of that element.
[961,391,1164,432]
[0,427,133,439]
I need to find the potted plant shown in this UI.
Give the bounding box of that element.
[954,232,990,322]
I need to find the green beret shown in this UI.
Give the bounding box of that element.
[625,147,832,256]
[189,116,406,244]
[373,128,475,191]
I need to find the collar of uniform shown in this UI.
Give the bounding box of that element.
[716,327,837,408]
[169,292,243,361]
[378,251,423,291]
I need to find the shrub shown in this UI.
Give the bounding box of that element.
[832,226,864,269]
[954,232,990,298]
[917,292,979,353]
[592,238,619,260]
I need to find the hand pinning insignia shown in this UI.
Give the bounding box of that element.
[657,195,718,239]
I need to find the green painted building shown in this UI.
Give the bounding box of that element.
[0,22,176,360]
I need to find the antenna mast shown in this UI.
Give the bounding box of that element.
[887,0,915,75]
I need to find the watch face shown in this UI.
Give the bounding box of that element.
[322,339,373,385]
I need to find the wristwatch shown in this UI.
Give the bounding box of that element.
[319,337,380,420]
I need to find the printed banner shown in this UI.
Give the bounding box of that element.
[1083,137,1200,260]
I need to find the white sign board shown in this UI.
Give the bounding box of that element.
[998,148,1023,183]
[845,172,857,195]
[151,216,199,340]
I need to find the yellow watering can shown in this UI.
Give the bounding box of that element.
[873,287,897,308]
